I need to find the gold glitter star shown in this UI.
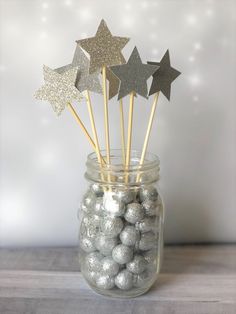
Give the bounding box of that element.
[35,65,83,115]
[77,19,129,74]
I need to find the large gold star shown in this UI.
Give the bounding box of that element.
[77,19,129,74]
[35,65,83,115]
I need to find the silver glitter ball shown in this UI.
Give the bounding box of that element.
[100,256,119,276]
[95,234,118,256]
[135,217,156,233]
[139,186,158,202]
[126,255,147,274]
[115,269,133,290]
[100,216,124,237]
[142,199,159,216]
[143,250,157,272]
[94,197,105,216]
[81,191,96,213]
[80,235,96,253]
[90,183,104,197]
[85,251,103,272]
[120,225,140,246]
[139,232,157,251]
[84,269,99,284]
[133,270,152,288]
[124,203,144,224]
[96,275,115,290]
[115,190,134,204]
[81,214,100,238]
[112,244,133,264]
[103,192,125,217]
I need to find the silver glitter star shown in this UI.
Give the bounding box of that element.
[35,65,83,115]
[77,19,129,74]
[55,45,102,94]
[110,47,159,100]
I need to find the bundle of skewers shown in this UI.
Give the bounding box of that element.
[35,19,180,185]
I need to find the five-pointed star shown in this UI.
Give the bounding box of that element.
[77,19,129,74]
[148,50,181,100]
[35,65,83,115]
[55,45,102,94]
[110,47,159,100]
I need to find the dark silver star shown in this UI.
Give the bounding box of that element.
[148,50,181,100]
[55,45,102,94]
[110,47,158,100]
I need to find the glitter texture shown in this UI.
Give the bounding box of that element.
[106,67,120,99]
[126,254,147,274]
[100,216,124,237]
[148,50,181,100]
[96,275,115,290]
[110,47,158,100]
[95,234,118,256]
[112,244,133,264]
[100,256,119,276]
[77,19,129,74]
[120,225,140,246]
[139,231,157,251]
[124,202,145,224]
[35,65,83,115]
[115,269,133,290]
[55,45,102,94]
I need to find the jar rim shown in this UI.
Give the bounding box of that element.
[85,150,160,186]
[86,149,160,172]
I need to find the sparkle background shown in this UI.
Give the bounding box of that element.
[0,0,235,247]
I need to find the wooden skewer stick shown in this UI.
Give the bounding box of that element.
[85,90,106,185]
[125,91,135,183]
[67,102,105,164]
[102,66,110,165]
[67,102,96,149]
[136,91,160,183]
[102,66,111,186]
[119,98,126,166]
[85,90,103,165]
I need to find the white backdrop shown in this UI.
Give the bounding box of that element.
[0,0,235,247]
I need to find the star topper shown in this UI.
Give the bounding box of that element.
[77,19,129,74]
[148,50,181,100]
[35,65,83,115]
[110,47,159,100]
[55,45,102,94]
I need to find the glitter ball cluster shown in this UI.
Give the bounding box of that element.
[79,184,163,293]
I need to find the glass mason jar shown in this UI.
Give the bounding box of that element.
[78,149,164,298]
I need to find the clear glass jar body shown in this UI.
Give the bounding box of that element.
[78,150,164,298]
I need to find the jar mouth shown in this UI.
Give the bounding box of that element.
[85,149,160,186]
[87,149,159,171]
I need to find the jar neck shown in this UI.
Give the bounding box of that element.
[85,149,160,187]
